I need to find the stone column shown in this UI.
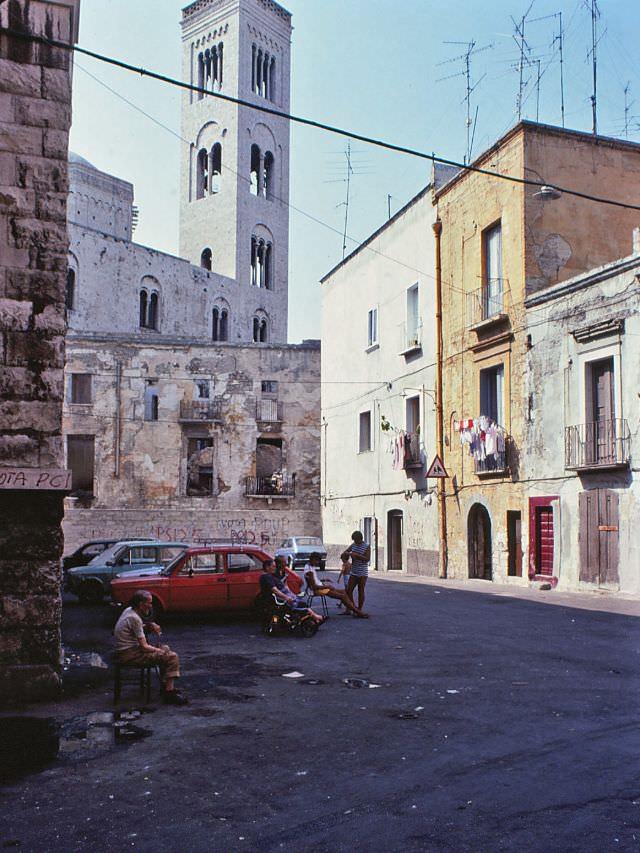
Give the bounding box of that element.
[0,0,80,704]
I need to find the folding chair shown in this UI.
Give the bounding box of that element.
[304,579,329,618]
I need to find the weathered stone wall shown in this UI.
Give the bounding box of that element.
[0,0,79,704]
[62,337,321,553]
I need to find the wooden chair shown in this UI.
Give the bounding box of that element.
[113,660,159,704]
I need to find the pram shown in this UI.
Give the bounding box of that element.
[261,592,319,638]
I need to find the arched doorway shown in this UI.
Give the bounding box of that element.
[387,510,403,571]
[468,503,492,580]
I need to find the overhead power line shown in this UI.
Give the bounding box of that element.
[2,26,640,212]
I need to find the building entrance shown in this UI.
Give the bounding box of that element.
[387,510,403,571]
[468,503,492,580]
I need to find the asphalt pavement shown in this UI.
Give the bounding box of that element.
[1,575,639,853]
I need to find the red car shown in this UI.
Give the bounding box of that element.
[110,545,303,615]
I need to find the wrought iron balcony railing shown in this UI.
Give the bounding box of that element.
[565,418,630,470]
[467,281,505,327]
[473,429,510,475]
[256,398,283,422]
[403,432,422,469]
[179,400,222,422]
[245,474,296,497]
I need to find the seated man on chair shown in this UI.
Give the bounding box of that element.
[304,553,368,618]
[113,589,187,705]
[260,559,325,624]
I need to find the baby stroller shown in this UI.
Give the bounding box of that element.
[262,593,319,638]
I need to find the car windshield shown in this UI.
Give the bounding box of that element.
[295,537,323,547]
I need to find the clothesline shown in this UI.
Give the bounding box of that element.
[454,416,505,463]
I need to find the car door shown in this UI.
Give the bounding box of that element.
[168,552,228,611]
[225,551,265,609]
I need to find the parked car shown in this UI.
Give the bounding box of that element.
[66,540,190,604]
[275,536,327,570]
[62,538,154,573]
[110,545,303,615]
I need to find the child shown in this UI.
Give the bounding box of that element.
[336,552,352,609]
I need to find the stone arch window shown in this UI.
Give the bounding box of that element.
[253,315,268,343]
[197,52,205,99]
[212,306,229,342]
[250,144,260,196]
[66,267,76,311]
[201,248,212,271]
[251,236,273,289]
[196,148,209,199]
[139,284,160,330]
[210,142,222,193]
[251,45,275,100]
[263,151,274,200]
[269,56,276,101]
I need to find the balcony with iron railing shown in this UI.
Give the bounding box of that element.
[179,400,222,423]
[399,320,422,355]
[256,398,283,423]
[245,474,296,498]
[403,432,422,469]
[473,430,510,476]
[565,418,631,471]
[467,281,507,329]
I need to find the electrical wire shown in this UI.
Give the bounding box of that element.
[3,26,640,212]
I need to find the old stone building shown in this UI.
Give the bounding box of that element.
[63,0,321,552]
[0,0,80,703]
[523,241,640,594]
[436,122,640,588]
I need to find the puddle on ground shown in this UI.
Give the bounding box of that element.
[0,710,152,783]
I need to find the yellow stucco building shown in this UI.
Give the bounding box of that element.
[435,121,640,584]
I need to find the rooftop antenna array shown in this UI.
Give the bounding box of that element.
[624,82,633,139]
[437,40,492,164]
[512,2,535,121]
[586,0,600,135]
[323,142,372,259]
[529,10,565,127]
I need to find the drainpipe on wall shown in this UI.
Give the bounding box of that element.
[432,218,448,579]
[114,361,122,478]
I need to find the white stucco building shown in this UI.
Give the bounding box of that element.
[320,184,442,574]
[523,238,640,595]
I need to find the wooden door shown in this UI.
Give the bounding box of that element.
[468,504,492,580]
[387,511,403,571]
[579,489,620,587]
[586,358,614,464]
[535,507,554,576]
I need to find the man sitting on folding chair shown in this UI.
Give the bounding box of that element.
[303,553,369,618]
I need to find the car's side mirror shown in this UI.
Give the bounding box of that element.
[106,559,115,566]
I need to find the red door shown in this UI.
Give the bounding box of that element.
[168,552,228,611]
[535,507,554,576]
[528,497,557,580]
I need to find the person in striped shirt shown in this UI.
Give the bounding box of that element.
[341,530,371,613]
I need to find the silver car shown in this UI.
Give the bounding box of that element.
[275,536,327,570]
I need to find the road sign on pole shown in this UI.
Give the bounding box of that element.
[426,455,448,478]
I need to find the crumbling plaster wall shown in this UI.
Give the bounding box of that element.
[0,0,79,703]
[63,338,321,551]
[523,255,640,594]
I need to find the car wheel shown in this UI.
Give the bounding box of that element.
[77,580,104,605]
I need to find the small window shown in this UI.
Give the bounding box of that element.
[479,364,504,425]
[406,284,420,348]
[70,373,92,404]
[261,380,278,395]
[482,222,503,317]
[144,381,159,422]
[186,437,214,496]
[359,410,372,453]
[66,268,76,310]
[201,248,212,270]
[195,380,210,399]
[367,307,378,348]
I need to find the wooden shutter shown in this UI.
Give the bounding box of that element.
[578,491,599,583]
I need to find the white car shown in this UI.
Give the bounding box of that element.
[275,536,327,570]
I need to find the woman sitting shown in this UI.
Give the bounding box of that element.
[304,553,368,618]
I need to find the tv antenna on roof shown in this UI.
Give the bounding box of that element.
[512,2,535,121]
[437,40,493,164]
[529,10,565,127]
[586,0,601,135]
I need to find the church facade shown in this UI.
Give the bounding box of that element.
[62,0,321,553]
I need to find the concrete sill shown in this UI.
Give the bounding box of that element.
[566,460,630,474]
[469,312,509,333]
[365,343,379,354]
[399,343,422,357]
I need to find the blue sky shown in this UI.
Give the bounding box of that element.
[69,0,640,342]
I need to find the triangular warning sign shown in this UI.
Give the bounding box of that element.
[426,455,448,478]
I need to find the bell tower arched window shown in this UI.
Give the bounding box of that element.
[263,151,274,200]
[139,287,159,330]
[253,316,268,343]
[196,148,209,199]
[251,235,273,289]
[250,144,260,196]
[139,289,148,327]
[251,44,276,102]
[210,142,222,193]
[201,248,212,270]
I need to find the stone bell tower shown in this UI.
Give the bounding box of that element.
[180,0,291,344]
